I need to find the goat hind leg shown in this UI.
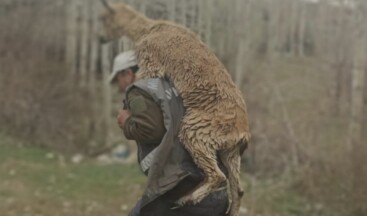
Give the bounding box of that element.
[219,148,243,216]
[176,145,226,206]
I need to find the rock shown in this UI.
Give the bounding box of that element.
[63,201,71,208]
[58,155,67,167]
[121,204,129,211]
[9,169,16,176]
[96,144,133,165]
[240,206,248,214]
[112,145,129,159]
[97,154,113,165]
[6,198,15,205]
[48,175,57,184]
[71,154,84,164]
[45,152,55,159]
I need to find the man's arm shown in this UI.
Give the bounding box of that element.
[119,87,166,144]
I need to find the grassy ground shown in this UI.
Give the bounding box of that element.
[0,135,144,216]
[0,134,313,216]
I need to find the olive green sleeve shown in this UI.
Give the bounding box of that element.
[123,88,166,144]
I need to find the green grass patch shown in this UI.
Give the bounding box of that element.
[0,134,145,215]
[242,175,312,216]
[0,133,313,216]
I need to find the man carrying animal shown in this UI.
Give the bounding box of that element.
[110,51,230,216]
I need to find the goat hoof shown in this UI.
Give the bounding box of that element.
[238,189,244,198]
[226,205,231,215]
[175,193,204,207]
[175,195,192,207]
[226,199,232,214]
[170,204,180,210]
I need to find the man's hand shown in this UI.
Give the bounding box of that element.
[117,109,131,129]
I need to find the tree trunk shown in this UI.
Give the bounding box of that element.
[267,0,280,58]
[102,44,112,146]
[348,16,366,151]
[288,0,298,56]
[204,0,213,47]
[79,0,89,87]
[298,4,305,57]
[65,0,79,77]
[168,0,176,21]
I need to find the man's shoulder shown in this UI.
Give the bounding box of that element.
[126,84,155,103]
[128,78,166,96]
[127,86,149,98]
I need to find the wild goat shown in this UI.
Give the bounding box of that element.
[99,1,250,216]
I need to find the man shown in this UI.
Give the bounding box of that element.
[110,51,229,216]
[109,51,166,144]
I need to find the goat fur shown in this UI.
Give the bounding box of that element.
[100,3,251,216]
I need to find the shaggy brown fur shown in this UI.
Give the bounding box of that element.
[99,2,250,216]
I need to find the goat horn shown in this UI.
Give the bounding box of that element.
[100,0,114,13]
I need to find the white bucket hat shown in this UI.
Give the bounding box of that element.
[109,50,138,83]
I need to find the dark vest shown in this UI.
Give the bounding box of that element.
[126,78,204,210]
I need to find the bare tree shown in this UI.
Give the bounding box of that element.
[65,0,78,77]
[348,11,366,150]
[79,0,89,87]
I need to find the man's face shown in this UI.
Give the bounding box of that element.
[116,69,135,92]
